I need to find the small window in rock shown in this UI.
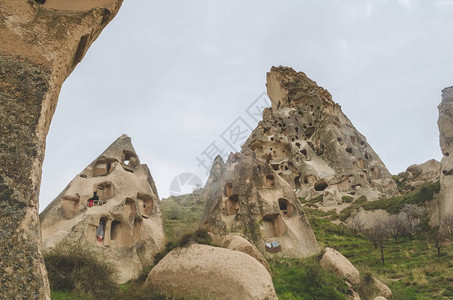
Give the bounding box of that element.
[265,175,275,188]
[224,183,233,197]
[314,179,328,191]
[279,198,292,215]
[296,142,301,148]
[346,147,353,154]
[226,194,240,215]
[92,158,116,177]
[111,220,121,240]
[294,175,301,189]
[337,137,342,142]
[364,152,371,159]
[301,149,307,156]
[125,198,136,217]
[122,150,138,168]
[137,193,153,217]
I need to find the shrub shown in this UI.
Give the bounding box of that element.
[44,244,117,299]
[269,257,349,299]
[341,196,354,203]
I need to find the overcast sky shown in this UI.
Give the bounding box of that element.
[39,0,453,212]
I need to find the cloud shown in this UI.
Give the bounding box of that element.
[398,0,412,7]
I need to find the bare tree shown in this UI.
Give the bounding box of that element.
[386,214,405,243]
[428,214,453,256]
[346,214,366,238]
[364,221,389,266]
[399,204,425,240]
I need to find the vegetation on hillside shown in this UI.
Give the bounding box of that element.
[160,190,207,242]
[305,207,453,299]
[47,181,452,299]
[338,181,440,221]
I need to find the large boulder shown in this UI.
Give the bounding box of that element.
[243,66,398,205]
[320,248,393,299]
[0,1,123,298]
[221,233,270,273]
[320,247,360,286]
[145,244,277,300]
[40,135,165,283]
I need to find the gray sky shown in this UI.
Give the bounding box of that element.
[40,0,453,212]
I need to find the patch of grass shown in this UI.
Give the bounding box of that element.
[362,181,440,214]
[339,195,367,221]
[299,194,323,205]
[341,196,354,203]
[269,257,349,300]
[160,191,207,242]
[304,207,453,299]
[338,182,440,221]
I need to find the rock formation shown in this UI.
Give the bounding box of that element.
[0,0,123,298]
[395,159,440,192]
[438,86,453,220]
[320,248,393,300]
[201,150,320,259]
[221,233,271,273]
[145,243,278,300]
[243,66,398,206]
[40,135,165,283]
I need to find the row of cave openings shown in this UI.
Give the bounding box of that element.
[222,179,294,218]
[90,150,139,177]
[337,136,371,159]
[89,216,142,248]
[87,195,154,247]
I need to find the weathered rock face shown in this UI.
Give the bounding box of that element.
[0,1,122,298]
[40,135,165,283]
[320,247,393,300]
[395,159,440,192]
[243,66,398,206]
[438,87,453,219]
[221,233,271,273]
[145,243,278,300]
[201,150,320,259]
[320,247,361,286]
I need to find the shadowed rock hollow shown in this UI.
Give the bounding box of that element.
[243,66,398,206]
[0,0,123,298]
[40,135,165,283]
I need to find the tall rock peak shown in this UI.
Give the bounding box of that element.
[40,136,165,284]
[244,66,398,205]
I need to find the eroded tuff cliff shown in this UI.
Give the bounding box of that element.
[0,1,122,298]
[201,150,320,259]
[40,135,165,283]
[243,66,398,206]
[438,87,453,220]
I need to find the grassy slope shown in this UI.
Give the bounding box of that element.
[160,190,207,242]
[306,207,453,299]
